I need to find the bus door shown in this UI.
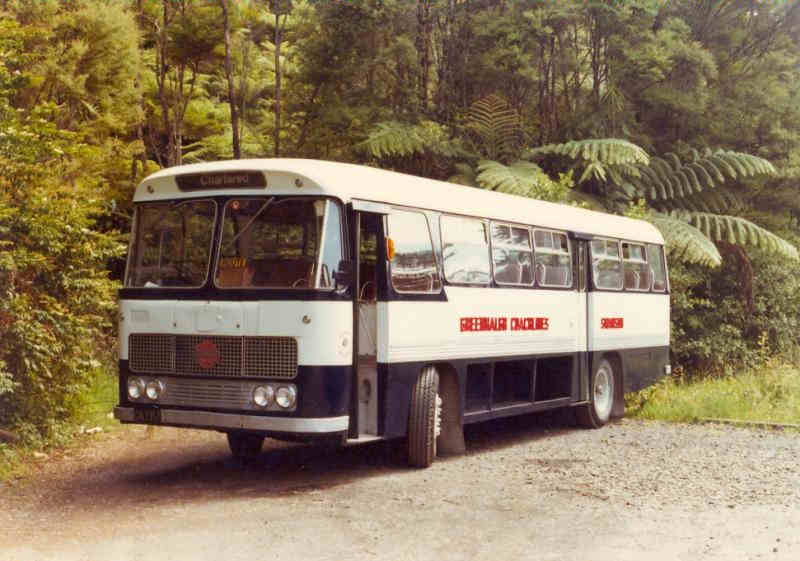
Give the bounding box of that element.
[572,235,591,401]
[350,202,390,438]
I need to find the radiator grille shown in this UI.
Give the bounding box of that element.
[161,377,252,410]
[129,334,298,379]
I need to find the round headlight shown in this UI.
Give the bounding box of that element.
[275,386,297,409]
[145,380,164,400]
[127,377,145,400]
[252,385,274,408]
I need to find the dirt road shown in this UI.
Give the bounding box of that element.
[2,415,799,561]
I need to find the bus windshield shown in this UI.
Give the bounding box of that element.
[125,200,216,288]
[215,197,344,289]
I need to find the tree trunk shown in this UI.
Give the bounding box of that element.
[416,0,432,113]
[274,12,282,157]
[221,0,241,159]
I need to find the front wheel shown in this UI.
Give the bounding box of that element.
[227,431,265,461]
[407,366,440,468]
[576,358,615,428]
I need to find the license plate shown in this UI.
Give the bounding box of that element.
[134,408,161,424]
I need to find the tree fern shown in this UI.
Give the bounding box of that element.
[648,213,722,267]
[529,138,650,167]
[464,94,522,161]
[686,212,799,260]
[474,160,569,202]
[627,149,777,202]
[356,120,460,159]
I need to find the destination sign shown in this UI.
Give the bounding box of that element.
[174,171,267,191]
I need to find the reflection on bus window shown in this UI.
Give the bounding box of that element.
[387,210,441,294]
[125,200,216,288]
[533,229,572,288]
[491,223,533,286]
[441,215,490,285]
[622,242,650,291]
[647,244,667,292]
[215,197,343,290]
[591,239,623,290]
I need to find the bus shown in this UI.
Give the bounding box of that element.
[114,159,670,467]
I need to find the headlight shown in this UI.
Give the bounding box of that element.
[127,377,145,400]
[145,379,164,400]
[275,385,297,409]
[252,385,274,408]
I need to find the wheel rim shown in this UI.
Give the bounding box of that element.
[593,364,614,421]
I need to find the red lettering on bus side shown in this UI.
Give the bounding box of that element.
[509,317,550,331]
[601,317,624,329]
[460,317,508,332]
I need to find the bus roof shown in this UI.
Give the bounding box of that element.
[136,158,664,244]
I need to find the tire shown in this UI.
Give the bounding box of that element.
[226,431,264,461]
[576,358,615,428]
[407,366,440,468]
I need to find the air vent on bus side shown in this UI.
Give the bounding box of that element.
[128,334,298,379]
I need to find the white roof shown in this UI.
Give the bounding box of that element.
[136,158,663,244]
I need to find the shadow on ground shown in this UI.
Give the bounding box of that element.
[12,408,581,515]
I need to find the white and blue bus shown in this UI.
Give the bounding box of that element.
[114,159,670,467]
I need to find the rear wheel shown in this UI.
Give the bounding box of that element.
[576,359,615,428]
[407,366,440,468]
[226,431,264,461]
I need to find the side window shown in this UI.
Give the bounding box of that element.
[386,209,441,294]
[647,244,667,292]
[533,229,572,288]
[440,215,491,285]
[591,239,622,290]
[622,242,650,291]
[491,222,533,286]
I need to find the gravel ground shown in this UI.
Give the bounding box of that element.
[2,415,799,560]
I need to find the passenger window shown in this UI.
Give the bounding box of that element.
[533,229,572,288]
[440,215,491,285]
[591,239,622,290]
[622,242,650,291]
[387,210,441,294]
[647,244,667,292]
[491,223,533,286]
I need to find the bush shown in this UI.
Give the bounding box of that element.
[0,22,124,438]
[669,246,800,375]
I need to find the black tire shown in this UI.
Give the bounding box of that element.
[226,431,264,461]
[576,358,616,429]
[408,366,439,468]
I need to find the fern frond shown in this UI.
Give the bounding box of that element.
[356,120,460,159]
[529,138,649,166]
[448,163,478,187]
[648,213,722,267]
[687,212,799,260]
[475,159,551,198]
[465,94,522,161]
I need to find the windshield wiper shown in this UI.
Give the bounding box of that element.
[230,197,275,245]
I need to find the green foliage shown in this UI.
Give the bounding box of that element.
[463,94,522,162]
[356,120,460,160]
[474,160,572,203]
[687,213,798,261]
[627,363,800,424]
[648,212,723,267]
[0,17,124,436]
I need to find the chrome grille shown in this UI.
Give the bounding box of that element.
[161,377,252,410]
[128,334,298,379]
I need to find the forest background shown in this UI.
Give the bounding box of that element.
[1,0,800,443]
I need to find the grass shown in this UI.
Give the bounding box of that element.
[0,367,119,482]
[627,361,800,425]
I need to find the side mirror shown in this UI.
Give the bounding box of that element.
[333,259,353,290]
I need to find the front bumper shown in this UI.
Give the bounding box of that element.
[114,406,349,434]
